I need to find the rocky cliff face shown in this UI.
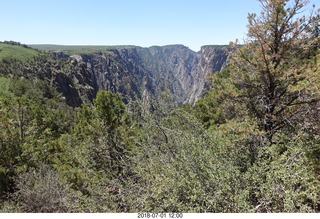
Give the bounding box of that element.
[56,45,229,107]
[6,44,228,107]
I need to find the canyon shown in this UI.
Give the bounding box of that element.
[44,44,229,107]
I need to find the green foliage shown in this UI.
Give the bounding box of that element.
[0,77,12,97]
[116,108,262,212]
[245,133,320,212]
[193,67,246,127]
[0,77,75,200]
[1,165,79,213]
[94,90,128,131]
[0,98,21,198]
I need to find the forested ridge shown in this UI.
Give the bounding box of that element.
[0,0,319,213]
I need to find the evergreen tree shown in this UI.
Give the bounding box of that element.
[230,0,320,142]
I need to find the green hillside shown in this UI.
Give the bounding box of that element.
[0,42,40,62]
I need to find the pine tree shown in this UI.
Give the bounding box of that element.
[230,0,320,142]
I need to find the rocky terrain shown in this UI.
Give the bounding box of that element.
[48,44,229,107]
[1,42,229,107]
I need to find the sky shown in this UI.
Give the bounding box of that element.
[0,0,319,52]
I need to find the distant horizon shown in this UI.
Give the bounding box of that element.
[26,43,229,52]
[1,0,318,52]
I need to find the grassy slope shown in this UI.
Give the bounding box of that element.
[0,43,40,62]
